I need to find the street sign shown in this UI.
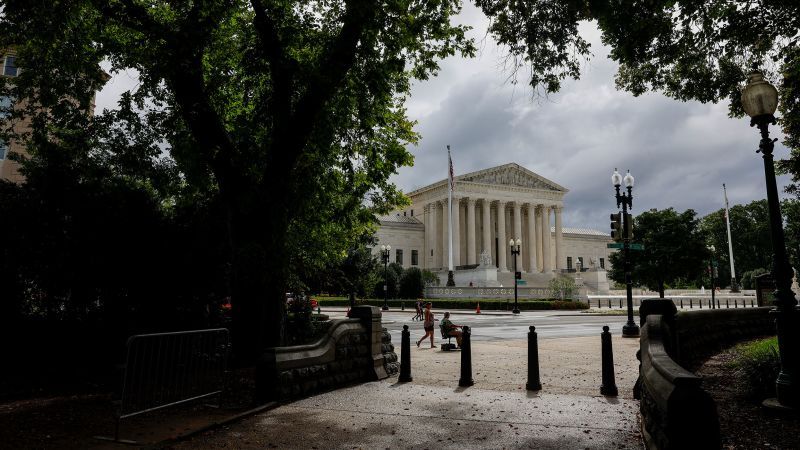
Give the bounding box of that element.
[606,243,645,250]
[515,271,522,280]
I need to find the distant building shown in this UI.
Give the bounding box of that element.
[0,48,105,183]
[374,163,613,292]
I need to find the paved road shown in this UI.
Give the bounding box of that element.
[325,308,632,344]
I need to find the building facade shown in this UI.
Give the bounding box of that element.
[374,163,614,290]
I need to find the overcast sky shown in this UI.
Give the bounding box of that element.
[95,4,790,231]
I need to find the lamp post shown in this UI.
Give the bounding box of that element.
[742,70,799,407]
[510,238,522,314]
[380,244,391,311]
[708,245,717,309]
[612,168,640,337]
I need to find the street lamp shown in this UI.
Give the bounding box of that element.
[708,245,717,309]
[742,70,799,407]
[380,244,391,311]
[509,238,522,314]
[612,168,640,337]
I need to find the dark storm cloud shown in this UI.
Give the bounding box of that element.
[396,6,790,231]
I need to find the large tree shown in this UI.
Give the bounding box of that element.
[608,208,708,296]
[2,1,597,359]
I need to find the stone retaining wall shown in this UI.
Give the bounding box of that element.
[636,299,776,449]
[256,306,397,401]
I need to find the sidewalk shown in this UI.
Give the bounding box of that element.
[173,336,642,449]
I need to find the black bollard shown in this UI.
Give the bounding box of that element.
[699,298,703,309]
[598,299,601,308]
[751,299,754,307]
[527,326,542,391]
[401,301,405,311]
[399,325,413,382]
[459,326,474,387]
[735,299,738,308]
[680,299,684,309]
[318,305,322,315]
[717,299,720,309]
[690,298,693,309]
[600,325,618,396]
[726,299,729,308]
[608,299,611,308]
[619,299,622,308]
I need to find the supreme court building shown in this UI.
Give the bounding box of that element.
[374,163,613,293]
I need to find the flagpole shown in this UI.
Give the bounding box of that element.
[723,183,739,292]
[446,145,455,286]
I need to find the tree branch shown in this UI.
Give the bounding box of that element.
[282,0,376,163]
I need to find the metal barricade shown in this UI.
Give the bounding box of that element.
[101,328,230,443]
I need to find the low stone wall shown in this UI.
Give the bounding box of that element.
[673,307,775,369]
[636,299,776,449]
[256,306,398,401]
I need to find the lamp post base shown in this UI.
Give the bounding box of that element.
[512,307,520,314]
[446,270,455,286]
[381,305,389,311]
[622,323,640,337]
[730,279,741,293]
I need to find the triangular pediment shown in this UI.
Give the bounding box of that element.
[457,163,567,192]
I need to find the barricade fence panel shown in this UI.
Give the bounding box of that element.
[120,328,230,419]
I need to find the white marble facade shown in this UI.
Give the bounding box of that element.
[374,163,614,287]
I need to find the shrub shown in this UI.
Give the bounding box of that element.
[730,337,780,400]
[422,269,440,287]
[398,267,424,299]
[741,268,769,290]
[548,276,577,300]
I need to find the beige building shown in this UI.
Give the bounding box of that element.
[374,163,614,291]
[0,48,105,183]
[0,49,25,183]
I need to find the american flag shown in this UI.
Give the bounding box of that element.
[448,145,454,191]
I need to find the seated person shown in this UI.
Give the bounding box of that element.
[440,312,463,347]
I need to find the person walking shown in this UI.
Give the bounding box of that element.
[413,300,423,321]
[417,302,436,348]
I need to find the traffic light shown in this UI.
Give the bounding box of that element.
[610,212,622,242]
[624,213,634,240]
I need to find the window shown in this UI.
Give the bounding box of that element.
[577,257,584,270]
[396,249,403,265]
[411,250,418,266]
[567,257,573,270]
[600,258,605,269]
[0,139,6,160]
[0,95,13,120]
[410,209,414,216]
[3,56,17,77]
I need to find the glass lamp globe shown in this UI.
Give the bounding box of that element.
[516,238,522,246]
[380,245,386,251]
[623,170,635,188]
[509,239,515,247]
[386,245,391,251]
[611,168,622,187]
[741,71,778,118]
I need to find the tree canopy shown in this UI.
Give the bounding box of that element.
[608,208,707,295]
[1,1,614,359]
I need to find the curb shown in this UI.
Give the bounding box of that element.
[147,402,279,449]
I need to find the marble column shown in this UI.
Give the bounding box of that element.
[554,206,564,270]
[450,197,461,268]
[467,198,477,265]
[481,199,492,265]
[496,201,508,271]
[527,203,537,273]
[428,202,437,268]
[537,205,545,272]
[513,201,523,272]
[542,205,553,272]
